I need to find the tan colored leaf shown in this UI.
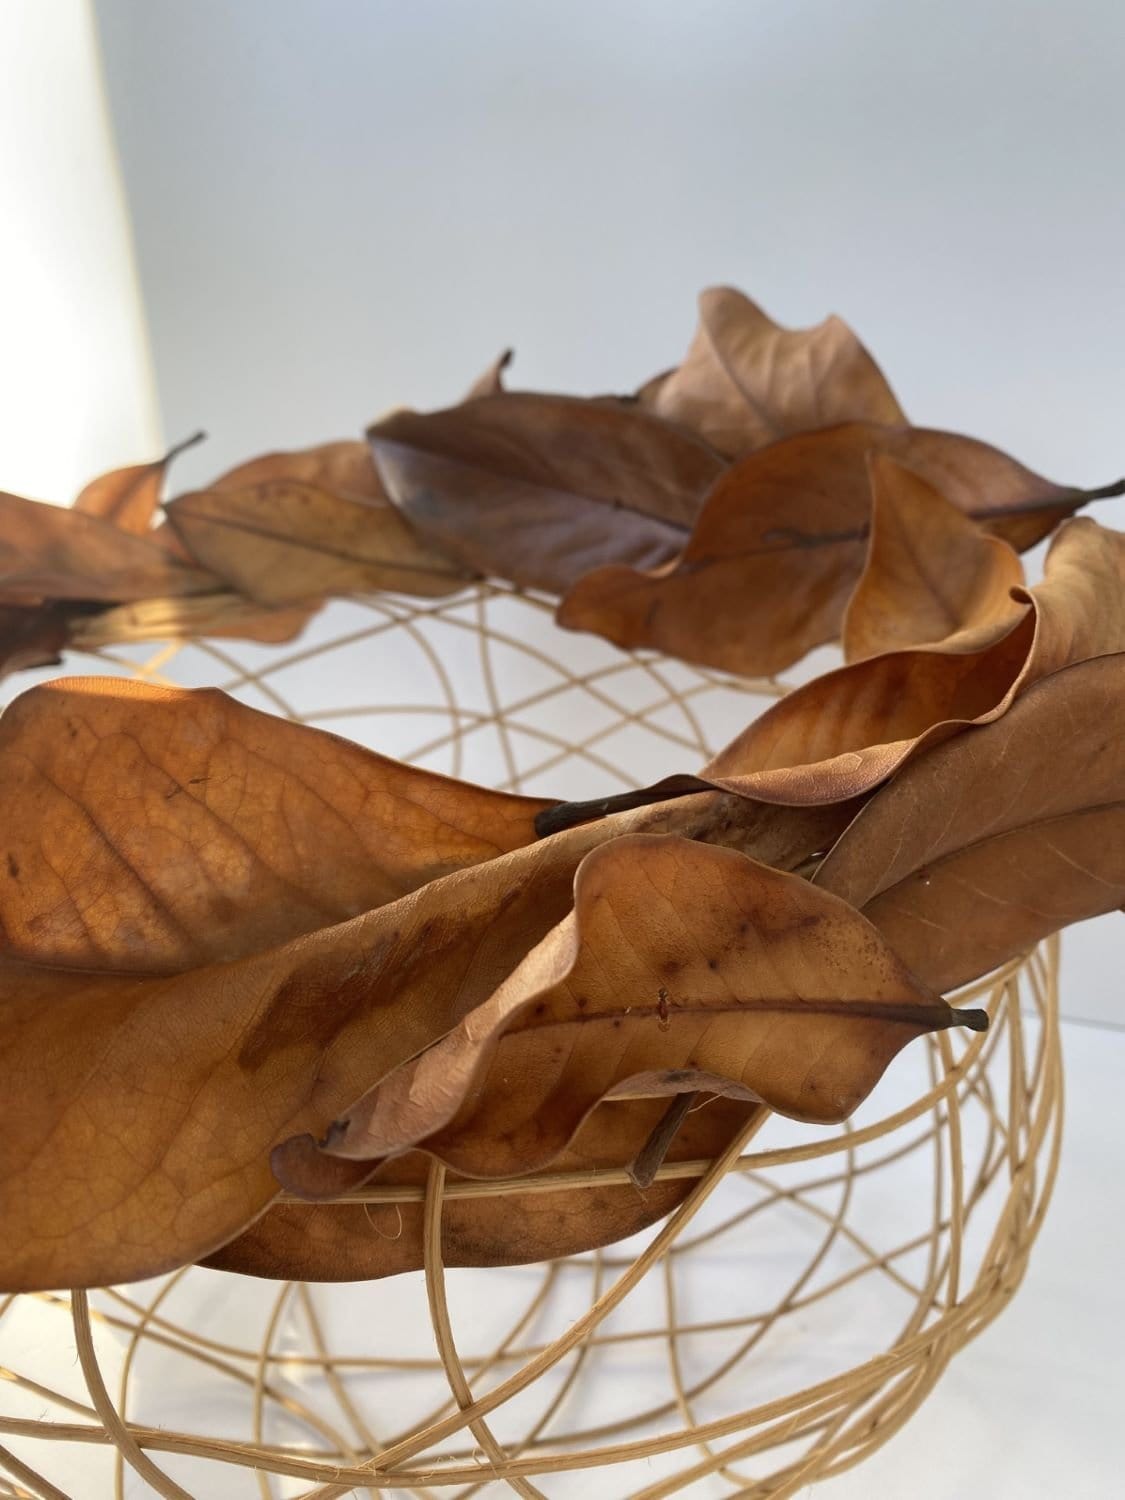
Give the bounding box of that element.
[69,592,317,650]
[0,684,832,1292]
[313,836,983,1180]
[557,423,1106,677]
[0,677,550,971]
[640,286,905,456]
[210,439,384,500]
[72,432,205,535]
[207,1095,761,1280]
[815,653,1125,990]
[165,480,470,604]
[842,454,1025,661]
[0,489,216,605]
[367,392,725,593]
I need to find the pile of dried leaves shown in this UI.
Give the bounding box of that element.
[1,287,1122,1293]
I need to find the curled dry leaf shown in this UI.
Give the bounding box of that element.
[368,392,725,594]
[557,423,1105,678]
[0,677,550,971]
[72,431,205,536]
[703,514,1125,802]
[0,489,216,606]
[640,286,905,456]
[208,1095,762,1281]
[306,836,984,1182]
[815,653,1125,991]
[0,678,837,1290]
[539,517,1125,830]
[842,454,1026,661]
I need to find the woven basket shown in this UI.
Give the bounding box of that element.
[0,584,1062,1500]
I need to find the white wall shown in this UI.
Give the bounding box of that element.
[0,0,160,502]
[91,0,1125,1025]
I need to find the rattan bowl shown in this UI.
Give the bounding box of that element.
[0,584,1062,1500]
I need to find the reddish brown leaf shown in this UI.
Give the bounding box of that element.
[368,392,725,593]
[0,678,832,1292]
[815,654,1125,990]
[640,286,905,456]
[842,454,1025,661]
[207,1096,762,1281]
[558,423,1105,678]
[312,836,983,1180]
[700,516,1125,800]
[0,677,550,971]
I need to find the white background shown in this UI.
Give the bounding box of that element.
[1,3,1122,1496]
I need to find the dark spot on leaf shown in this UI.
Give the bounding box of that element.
[6,853,18,879]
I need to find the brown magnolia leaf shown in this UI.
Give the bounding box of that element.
[0,489,216,605]
[367,392,726,593]
[556,423,1116,677]
[464,348,513,400]
[640,286,905,456]
[68,591,317,650]
[815,653,1125,990]
[210,438,384,500]
[842,454,1025,661]
[72,431,205,535]
[312,836,984,1180]
[0,689,836,1293]
[0,677,550,972]
[165,480,470,605]
[697,515,1124,804]
[535,518,1125,845]
[208,1095,761,1280]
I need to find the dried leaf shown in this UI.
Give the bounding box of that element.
[558,423,1110,678]
[700,516,1124,799]
[815,654,1125,990]
[0,489,216,605]
[368,392,725,593]
[0,682,830,1291]
[640,286,905,456]
[312,836,983,1180]
[539,518,1125,836]
[211,439,384,500]
[165,481,470,604]
[72,432,205,535]
[68,592,317,650]
[206,1095,762,1281]
[0,677,550,971]
[842,454,1025,661]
